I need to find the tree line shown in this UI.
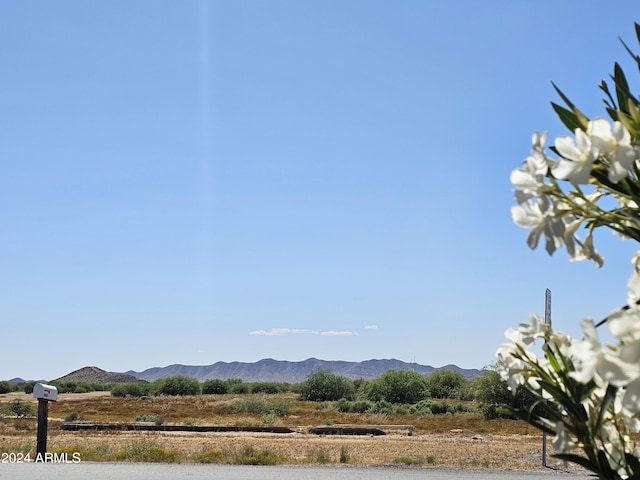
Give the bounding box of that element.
[0,367,532,420]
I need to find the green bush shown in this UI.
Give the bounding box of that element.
[299,370,355,402]
[424,369,469,399]
[152,376,201,396]
[470,368,537,420]
[65,411,79,422]
[249,382,287,394]
[135,414,163,424]
[232,446,284,465]
[3,399,36,418]
[114,440,181,463]
[229,383,249,394]
[335,398,373,413]
[228,396,290,416]
[393,455,435,465]
[201,379,228,395]
[49,381,111,394]
[195,449,225,463]
[335,398,351,413]
[0,381,13,394]
[111,383,153,397]
[408,399,475,416]
[371,399,393,414]
[361,370,427,404]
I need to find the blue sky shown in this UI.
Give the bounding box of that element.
[3,1,640,381]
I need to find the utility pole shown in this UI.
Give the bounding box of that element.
[542,288,551,468]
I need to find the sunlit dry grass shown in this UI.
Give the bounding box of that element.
[0,391,580,471]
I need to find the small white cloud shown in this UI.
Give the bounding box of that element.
[364,325,378,330]
[320,331,359,336]
[249,328,358,337]
[249,328,318,336]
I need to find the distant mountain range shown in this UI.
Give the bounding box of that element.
[125,358,481,383]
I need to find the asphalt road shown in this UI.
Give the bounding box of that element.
[0,463,594,480]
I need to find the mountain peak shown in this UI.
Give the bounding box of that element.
[125,359,481,383]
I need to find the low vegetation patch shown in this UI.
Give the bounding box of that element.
[231,446,285,465]
[0,400,36,418]
[113,440,182,463]
[393,455,436,465]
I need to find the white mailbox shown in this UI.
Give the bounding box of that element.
[33,383,58,402]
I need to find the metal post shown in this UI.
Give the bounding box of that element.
[542,288,551,468]
[36,399,49,457]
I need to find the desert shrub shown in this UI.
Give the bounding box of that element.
[229,383,249,394]
[64,411,79,422]
[409,399,474,416]
[114,441,181,463]
[339,446,350,463]
[111,383,153,397]
[3,399,35,418]
[249,382,287,394]
[137,446,181,463]
[351,400,373,413]
[23,382,36,394]
[201,379,228,395]
[230,398,267,414]
[335,399,373,413]
[371,399,393,414]
[408,401,432,416]
[470,368,537,420]
[307,447,332,464]
[361,370,427,404]
[335,398,349,412]
[299,370,355,402]
[49,381,110,394]
[195,449,225,463]
[152,376,200,396]
[424,370,469,399]
[469,369,513,419]
[393,455,435,465]
[232,446,284,465]
[134,414,163,425]
[0,381,12,394]
[229,396,289,417]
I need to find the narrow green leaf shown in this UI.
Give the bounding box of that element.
[600,79,616,107]
[624,452,640,478]
[613,63,633,113]
[619,37,640,71]
[606,106,619,121]
[551,103,583,132]
[597,450,621,480]
[594,385,617,435]
[551,82,589,126]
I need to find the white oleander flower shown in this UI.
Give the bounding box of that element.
[552,421,576,453]
[511,196,565,255]
[606,274,640,341]
[587,118,636,182]
[570,319,640,386]
[552,129,599,184]
[622,377,640,415]
[511,131,552,199]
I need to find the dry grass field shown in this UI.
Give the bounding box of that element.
[0,391,584,472]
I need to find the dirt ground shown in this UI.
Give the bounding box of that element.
[0,421,581,472]
[0,391,584,472]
